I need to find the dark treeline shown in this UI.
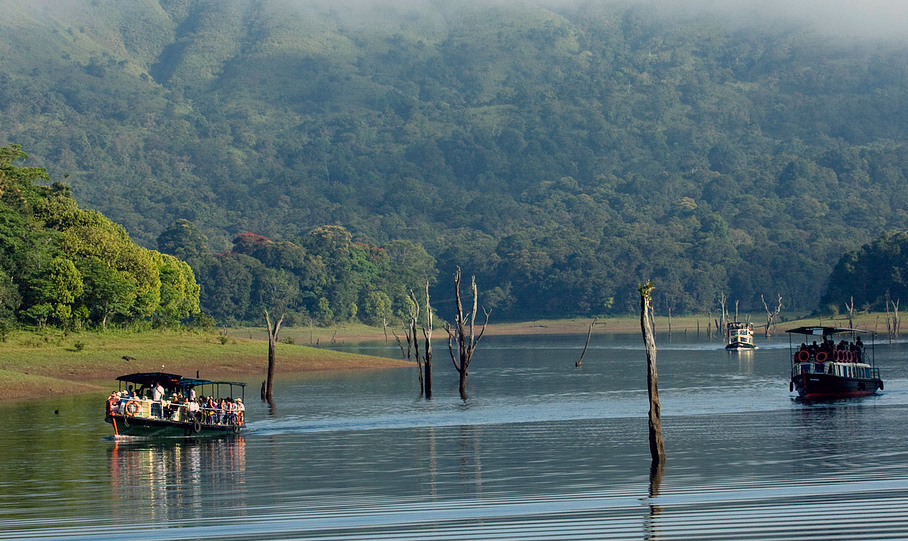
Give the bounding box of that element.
[822,230,908,314]
[4,1,908,320]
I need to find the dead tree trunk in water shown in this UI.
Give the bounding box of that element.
[640,281,665,466]
[718,293,729,341]
[761,294,783,337]
[893,299,901,337]
[446,268,489,400]
[422,281,434,399]
[846,296,856,331]
[263,309,284,402]
[405,296,424,396]
[576,318,598,367]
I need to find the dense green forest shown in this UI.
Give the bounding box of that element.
[4,0,908,322]
[822,230,908,314]
[0,144,198,331]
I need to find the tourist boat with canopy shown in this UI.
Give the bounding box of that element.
[726,321,757,350]
[105,372,246,437]
[788,326,883,399]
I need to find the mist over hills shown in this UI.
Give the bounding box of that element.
[3,0,908,320]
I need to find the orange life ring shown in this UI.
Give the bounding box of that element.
[796,350,810,362]
[125,401,140,416]
[816,351,828,363]
[846,351,854,362]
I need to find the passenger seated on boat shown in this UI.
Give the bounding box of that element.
[807,341,819,355]
[187,397,200,420]
[164,394,179,419]
[227,398,242,425]
[198,396,212,424]
[107,392,121,415]
[217,398,227,424]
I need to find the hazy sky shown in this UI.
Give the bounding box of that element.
[303,0,908,43]
[695,0,908,38]
[580,0,908,42]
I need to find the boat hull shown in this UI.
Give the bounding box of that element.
[726,342,757,350]
[107,414,242,438]
[791,372,883,400]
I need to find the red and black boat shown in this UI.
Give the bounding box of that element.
[788,326,883,400]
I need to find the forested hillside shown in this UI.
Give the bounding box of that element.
[4,0,908,321]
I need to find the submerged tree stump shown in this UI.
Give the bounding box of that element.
[575,318,598,367]
[639,281,665,465]
[263,309,284,403]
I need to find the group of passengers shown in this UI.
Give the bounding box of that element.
[797,336,864,363]
[106,384,245,426]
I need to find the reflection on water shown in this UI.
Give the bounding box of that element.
[108,437,247,523]
[646,462,665,541]
[2,333,908,539]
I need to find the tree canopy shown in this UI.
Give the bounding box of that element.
[822,230,908,313]
[0,145,200,329]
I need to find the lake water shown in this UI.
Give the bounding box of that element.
[3,331,908,540]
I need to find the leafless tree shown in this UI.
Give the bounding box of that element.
[761,294,783,337]
[404,295,423,395]
[639,281,665,466]
[260,270,296,403]
[718,292,729,341]
[446,268,489,400]
[885,294,900,341]
[846,296,857,330]
[421,281,434,399]
[263,309,284,403]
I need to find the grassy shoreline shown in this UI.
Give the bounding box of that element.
[0,312,894,402]
[0,329,411,402]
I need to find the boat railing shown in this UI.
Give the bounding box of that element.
[791,361,881,381]
[196,406,244,426]
[111,398,244,426]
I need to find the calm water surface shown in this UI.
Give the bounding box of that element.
[3,332,908,540]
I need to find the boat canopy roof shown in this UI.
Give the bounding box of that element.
[116,372,246,389]
[785,326,873,337]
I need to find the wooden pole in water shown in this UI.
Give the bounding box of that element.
[639,281,666,465]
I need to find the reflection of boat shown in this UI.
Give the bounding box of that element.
[109,436,247,512]
[725,322,757,350]
[788,326,883,399]
[105,372,246,437]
